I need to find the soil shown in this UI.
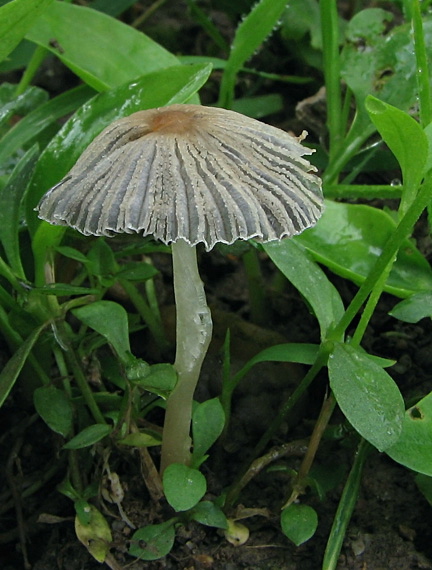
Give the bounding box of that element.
[2,2,432,569]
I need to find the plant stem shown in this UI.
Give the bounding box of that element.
[322,439,371,570]
[320,0,343,166]
[119,278,169,352]
[15,46,48,97]
[330,174,432,340]
[160,240,212,473]
[412,0,432,127]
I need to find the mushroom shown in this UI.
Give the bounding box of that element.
[37,104,323,472]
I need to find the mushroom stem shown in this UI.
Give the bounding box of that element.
[160,239,213,472]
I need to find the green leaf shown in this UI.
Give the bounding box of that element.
[219,0,288,106]
[341,13,432,137]
[0,85,94,166]
[116,261,159,281]
[281,504,318,546]
[192,398,225,460]
[189,501,228,529]
[27,63,212,233]
[296,201,432,297]
[35,284,100,296]
[389,292,432,323]
[328,343,404,451]
[131,363,177,395]
[63,424,111,449]
[263,239,345,339]
[163,464,207,512]
[34,385,73,437]
[75,504,112,563]
[129,521,176,560]
[0,0,54,63]
[366,96,428,199]
[118,431,161,447]
[26,1,178,91]
[0,323,46,408]
[72,301,131,363]
[56,246,89,265]
[386,391,432,476]
[0,144,39,277]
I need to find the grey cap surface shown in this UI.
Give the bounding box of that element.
[37,104,323,251]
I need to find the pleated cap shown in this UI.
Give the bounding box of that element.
[37,104,323,251]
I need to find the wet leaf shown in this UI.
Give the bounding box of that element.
[328,343,404,451]
[386,391,432,476]
[26,1,178,90]
[0,0,53,63]
[296,201,432,297]
[389,292,432,323]
[0,145,39,277]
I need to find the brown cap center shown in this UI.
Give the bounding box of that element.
[149,109,197,135]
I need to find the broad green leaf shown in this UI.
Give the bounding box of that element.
[386,391,432,476]
[366,96,428,199]
[163,464,207,512]
[0,145,39,277]
[0,322,46,407]
[34,385,73,437]
[281,504,318,546]
[0,83,47,131]
[192,398,225,460]
[341,12,432,137]
[72,301,131,363]
[0,85,94,166]
[263,239,345,339]
[129,521,176,560]
[0,0,54,63]
[27,63,212,234]
[328,343,404,451]
[75,505,112,563]
[63,424,111,449]
[189,501,228,529]
[27,1,178,91]
[389,292,432,323]
[415,474,432,506]
[296,201,432,297]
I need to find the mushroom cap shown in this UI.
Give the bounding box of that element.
[37,104,323,251]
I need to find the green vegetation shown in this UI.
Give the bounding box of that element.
[1,0,432,568]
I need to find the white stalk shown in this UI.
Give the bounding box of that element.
[160,239,213,473]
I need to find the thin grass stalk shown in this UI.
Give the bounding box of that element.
[320,0,343,171]
[412,0,432,127]
[322,439,371,570]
